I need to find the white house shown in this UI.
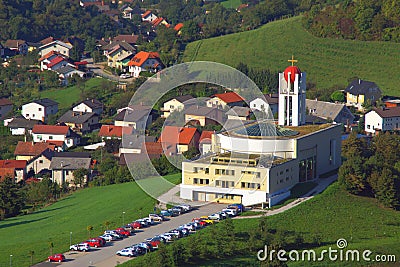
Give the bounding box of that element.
[38,40,73,58]
[206,92,245,109]
[49,152,91,186]
[365,107,400,135]
[32,125,80,148]
[22,98,59,122]
[127,51,164,78]
[250,93,279,117]
[114,108,152,130]
[73,99,104,115]
[161,95,194,118]
[5,117,43,136]
[141,10,157,22]
[57,66,85,85]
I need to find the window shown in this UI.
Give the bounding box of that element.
[216,180,220,186]
[205,168,209,174]
[38,108,42,111]
[49,136,53,140]
[230,181,234,187]
[194,178,198,184]
[39,160,43,164]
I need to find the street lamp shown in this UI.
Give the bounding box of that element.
[122,211,126,226]
[70,232,72,247]
[9,255,12,267]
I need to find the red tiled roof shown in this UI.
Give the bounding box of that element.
[213,92,244,103]
[14,141,54,156]
[159,126,198,145]
[45,140,65,148]
[0,98,12,106]
[141,10,152,18]
[47,56,66,68]
[152,17,164,27]
[0,160,27,169]
[199,131,213,143]
[174,23,184,31]
[32,125,69,135]
[128,51,160,67]
[5,39,26,48]
[113,34,138,44]
[40,36,55,45]
[143,142,163,155]
[98,125,132,138]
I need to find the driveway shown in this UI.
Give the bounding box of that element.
[40,203,225,267]
[86,59,136,83]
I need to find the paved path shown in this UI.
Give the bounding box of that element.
[234,175,338,219]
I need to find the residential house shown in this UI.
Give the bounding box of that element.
[384,99,400,108]
[250,93,279,117]
[345,79,382,110]
[151,17,170,28]
[127,51,164,78]
[57,66,85,85]
[26,149,54,176]
[206,92,245,109]
[14,141,55,161]
[38,40,73,58]
[0,98,13,120]
[5,117,43,135]
[112,34,139,46]
[103,41,136,69]
[114,108,151,130]
[159,126,200,154]
[45,56,73,71]
[119,141,165,165]
[73,99,104,115]
[0,160,27,182]
[98,125,133,140]
[49,152,91,186]
[32,125,80,148]
[161,95,195,118]
[199,130,213,155]
[57,111,100,134]
[365,107,400,135]
[142,10,157,22]
[184,105,225,126]
[22,98,58,122]
[225,106,251,121]
[4,39,28,55]
[39,51,64,71]
[40,36,56,46]
[80,0,102,7]
[119,135,157,155]
[305,99,355,125]
[174,23,184,35]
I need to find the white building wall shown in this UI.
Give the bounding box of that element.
[73,103,93,113]
[33,133,65,143]
[250,98,278,116]
[22,103,46,121]
[365,111,383,134]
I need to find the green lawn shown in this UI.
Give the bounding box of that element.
[183,16,400,96]
[220,0,242,9]
[0,173,180,266]
[40,78,104,109]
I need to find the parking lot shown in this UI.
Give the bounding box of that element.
[37,203,225,267]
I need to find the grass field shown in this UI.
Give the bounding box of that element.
[220,0,242,9]
[0,173,180,266]
[183,16,400,96]
[40,78,104,109]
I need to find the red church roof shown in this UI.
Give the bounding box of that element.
[284,66,301,84]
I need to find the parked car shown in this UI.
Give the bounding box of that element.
[179,204,192,212]
[93,237,107,246]
[168,208,180,216]
[160,210,173,217]
[136,219,149,227]
[116,247,137,257]
[222,208,237,217]
[172,206,184,214]
[100,234,116,242]
[149,213,164,222]
[116,227,131,237]
[85,239,103,248]
[119,73,131,79]
[48,254,65,262]
[131,221,142,229]
[70,243,91,252]
[217,211,228,219]
[208,213,222,221]
[142,217,155,225]
[227,203,245,213]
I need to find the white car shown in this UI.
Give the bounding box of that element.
[222,208,237,216]
[149,213,164,222]
[116,248,136,257]
[142,217,155,225]
[159,233,174,241]
[119,73,131,79]
[208,213,222,221]
[100,234,116,242]
[179,204,192,212]
[70,243,90,252]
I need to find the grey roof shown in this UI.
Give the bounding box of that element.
[226,106,251,117]
[50,157,91,170]
[115,108,150,122]
[79,99,103,109]
[306,99,354,122]
[53,152,91,158]
[171,95,194,103]
[102,41,136,53]
[184,105,224,117]
[32,98,58,107]
[58,110,97,124]
[56,65,80,75]
[345,79,381,95]
[7,117,43,129]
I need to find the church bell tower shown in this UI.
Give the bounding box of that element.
[278,56,306,126]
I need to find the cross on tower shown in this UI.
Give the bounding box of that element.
[288,55,298,66]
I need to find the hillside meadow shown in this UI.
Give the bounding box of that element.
[183,16,400,97]
[0,174,180,266]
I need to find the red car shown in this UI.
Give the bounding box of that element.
[93,237,106,246]
[149,239,161,248]
[130,221,141,229]
[116,228,131,237]
[48,254,65,262]
[85,239,103,248]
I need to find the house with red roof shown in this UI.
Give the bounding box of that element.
[32,125,80,148]
[0,98,12,120]
[38,40,73,58]
[0,160,27,182]
[199,130,214,155]
[98,125,133,140]
[142,10,157,22]
[151,17,170,28]
[207,91,245,109]
[127,51,164,78]
[159,126,200,154]
[14,141,55,161]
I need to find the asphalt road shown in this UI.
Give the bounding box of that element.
[35,203,226,267]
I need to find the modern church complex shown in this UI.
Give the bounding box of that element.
[180,59,342,207]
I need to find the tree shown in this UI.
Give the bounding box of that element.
[49,242,54,256]
[73,168,88,188]
[330,90,345,102]
[0,177,25,220]
[87,225,94,238]
[338,155,368,195]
